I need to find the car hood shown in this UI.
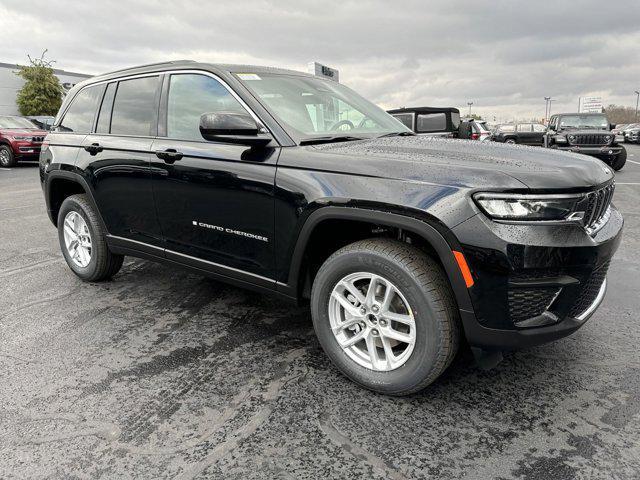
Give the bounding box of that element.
[0,129,47,137]
[312,136,613,190]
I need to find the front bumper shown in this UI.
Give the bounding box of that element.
[553,144,622,156]
[12,141,42,158]
[452,203,623,351]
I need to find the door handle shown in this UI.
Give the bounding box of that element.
[155,149,184,164]
[84,143,103,155]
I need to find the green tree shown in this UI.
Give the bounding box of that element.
[14,50,63,116]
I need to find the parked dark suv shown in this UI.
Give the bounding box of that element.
[40,61,622,395]
[0,115,48,167]
[493,123,546,145]
[544,113,627,170]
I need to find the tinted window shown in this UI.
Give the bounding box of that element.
[392,114,413,129]
[96,83,116,134]
[110,76,159,136]
[416,113,446,132]
[58,85,104,133]
[167,74,247,141]
[451,111,460,129]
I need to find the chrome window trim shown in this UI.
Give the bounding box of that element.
[53,68,276,143]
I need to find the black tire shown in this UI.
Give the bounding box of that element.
[57,194,124,281]
[610,146,626,171]
[0,145,16,167]
[310,238,460,396]
[505,137,517,144]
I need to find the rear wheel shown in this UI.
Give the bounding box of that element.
[0,145,16,167]
[609,146,626,171]
[58,194,124,281]
[505,138,517,144]
[310,238,460,396]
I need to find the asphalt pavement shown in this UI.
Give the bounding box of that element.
[1,145,640,479]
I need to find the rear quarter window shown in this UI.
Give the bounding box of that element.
[58,84,105,133]
[392,113,414,130]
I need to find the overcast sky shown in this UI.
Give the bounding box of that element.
[2,0,639,121]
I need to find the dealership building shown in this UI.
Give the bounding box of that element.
[0,62,91,116]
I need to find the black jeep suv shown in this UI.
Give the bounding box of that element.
[545,113,627,170]
[40,61,622,395]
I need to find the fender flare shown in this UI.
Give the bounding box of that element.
[44,169,108,232]
[278,206,474,313]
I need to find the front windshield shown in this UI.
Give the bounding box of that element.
[0,116,38,129]
[559,114,608,129]
[235,72,410,142]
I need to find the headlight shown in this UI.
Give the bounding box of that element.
[9,135,30,140]
[474,193,583,221]
[554,135,568,144]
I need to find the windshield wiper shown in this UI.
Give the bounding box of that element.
[377,131,416,138]
[299,135,365,146]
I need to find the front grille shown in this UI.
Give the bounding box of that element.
[569,261,610,317]
[509,287,560,322]
[583,183,615,234]
[31,136,44,143]
[569,134,610,146]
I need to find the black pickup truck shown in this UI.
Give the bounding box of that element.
[545,113,627,170]
[40,61,622,395]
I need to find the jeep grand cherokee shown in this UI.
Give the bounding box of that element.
[39,61,623,395]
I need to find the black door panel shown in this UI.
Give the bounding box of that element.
[78,135,162,245]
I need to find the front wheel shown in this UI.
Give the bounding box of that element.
[0,145,16,167]
[609,146,627,171]
[505,138,517,144]
[310,239,460,396]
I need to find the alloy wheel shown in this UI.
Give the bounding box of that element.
[328,272,416,371]
[0,149,10,166]
[62,211,93,268]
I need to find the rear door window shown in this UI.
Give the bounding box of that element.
[416,113,446,132]
[532,124,546,132]
[58,84,105,133]
[517,124,533,132]
[110,76,160,136]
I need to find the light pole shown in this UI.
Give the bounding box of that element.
[635,90,639,121]
[544,97,551,123]
[467,101,473,117]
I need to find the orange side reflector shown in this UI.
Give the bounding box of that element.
[452,250,474,288]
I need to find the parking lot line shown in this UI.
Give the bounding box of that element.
[626,159,640,166]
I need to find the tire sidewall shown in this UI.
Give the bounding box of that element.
[0,145,15,167]
[57,197,101,279]
[611,147,626,171]
[311,249,444,394]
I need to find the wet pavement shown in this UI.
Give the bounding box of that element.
[1,146,640,479]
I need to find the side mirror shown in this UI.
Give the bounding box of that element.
[199,112,272,147]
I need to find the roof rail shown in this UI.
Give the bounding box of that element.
[99,60,195,77]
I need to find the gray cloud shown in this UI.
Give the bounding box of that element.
[1,0,639,121]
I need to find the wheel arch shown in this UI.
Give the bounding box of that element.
[279,206,474,313]
[45,170,107,231]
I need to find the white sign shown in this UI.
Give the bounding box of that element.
[308,62,339,82]
[579,96,603,113]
